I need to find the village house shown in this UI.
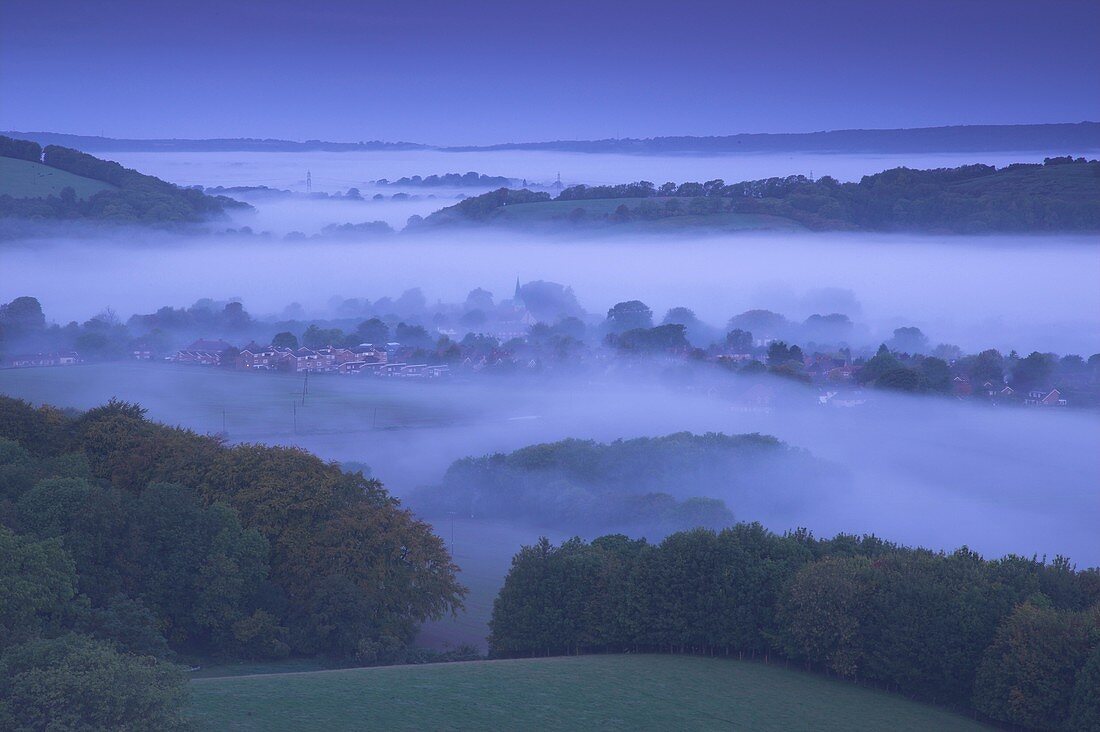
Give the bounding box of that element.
[379,362,407,377]
[425,364,450,378]
[173,339,234,366]
[130,337,158,360]
[7,351,82,368]
[338,360,372,374]
[350,344,387,364]
[236,347,282,370]
[805,355,845,383]
[1023,388,1067,407]
[283,347,324,373]
[827,364,857,382]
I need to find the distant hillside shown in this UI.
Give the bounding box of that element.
[0,156,116,199]
[6,122,1099,155]
[451,122,1100,154]
[376,171,518,188]
[0,135,249,224]
[421,157,1100,234]
[0,131,429,153]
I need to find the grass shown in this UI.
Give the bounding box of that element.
[0,156,116,199]
[188,654,992,731]
[0,362,473,438]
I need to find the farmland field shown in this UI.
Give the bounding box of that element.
[188,654,992,731]
[0,156,116,199]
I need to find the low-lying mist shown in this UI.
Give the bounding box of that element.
[4,227,1098,354]
[0,365,1096,567]
[100,149,1091,193]
[2,146,1098,650]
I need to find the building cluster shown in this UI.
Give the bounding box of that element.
[0,337,1076,411]
[4,351,82,368]
[170,339,451,379]
[950,376,1066,407]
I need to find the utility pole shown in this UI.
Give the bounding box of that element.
[447,511,456,557]
[292,402,297,434]
[221,407,227,434]
[302,373,309,405]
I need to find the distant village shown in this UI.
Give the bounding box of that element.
[1,289,1092,411]
[5,335,1077,412]
[170,339,451,379]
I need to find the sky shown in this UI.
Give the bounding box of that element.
[1,0,1099,146]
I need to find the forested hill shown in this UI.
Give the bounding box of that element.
[0,394,467,728]
[420,157,1100,234]
[0,135,249,224]
[408,432,845,534]
[5,122,1098,155]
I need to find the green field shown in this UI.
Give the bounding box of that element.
[490,197,806,232]
[0,156,117,199]
[0,362,474,438]
[189,654,991,731]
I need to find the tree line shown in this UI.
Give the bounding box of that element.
[489,528,1099,731]
[0,395,466,728]
[436,157,1100,233]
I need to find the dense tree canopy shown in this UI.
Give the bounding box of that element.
[409,432,840,534]
[490,529,1099,730]
[0,396,465,661]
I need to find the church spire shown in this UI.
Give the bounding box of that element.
[513,278,525,309]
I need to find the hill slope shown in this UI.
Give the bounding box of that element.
[422,158,1100,233]
[189,654,991,731]
[0,156,117,199]
[0,135,249,224]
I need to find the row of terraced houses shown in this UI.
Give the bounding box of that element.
[170,339,450,378]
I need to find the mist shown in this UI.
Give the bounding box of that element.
[3,145,1099,658]
[0,362,1095,566]
[4,227,1098,354]
[101,149,1093,194]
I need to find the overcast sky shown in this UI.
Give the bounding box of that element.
[2,0,1098,145]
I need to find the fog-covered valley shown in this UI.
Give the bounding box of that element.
[1,362,1096,565]
[2,147,1098,650]
[7,2,1100,726]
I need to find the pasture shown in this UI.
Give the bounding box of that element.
[188,654,992,731]
[0,156,116,199]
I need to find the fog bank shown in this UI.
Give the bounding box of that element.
[4,229,1098,354]
[0,366,1096,567]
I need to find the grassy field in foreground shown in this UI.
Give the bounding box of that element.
[0,156,116,199]
[189,654,991,731]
